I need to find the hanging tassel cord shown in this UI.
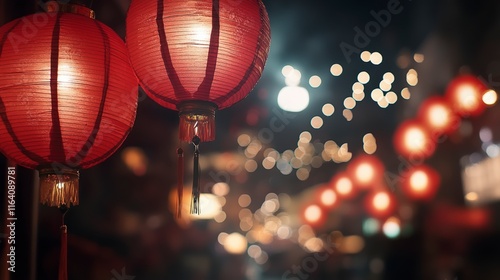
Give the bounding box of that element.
[177,147,184,218]
[58,205,69,280]
[190,136,201,215]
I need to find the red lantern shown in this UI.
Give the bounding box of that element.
[346,155,385,191]
[417,96,460,136]
[445,74,488,117]
[364,189,397,219]
[400,165,440,201]
[393,119,436,160]
[125,0,271,142]
[0,2,138,207]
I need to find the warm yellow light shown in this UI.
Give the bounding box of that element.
[190,193,222,220]
[336,177,353,195]
[309,75,322,88]
[344,97,356,109]
[427,104,449,128]
[373,192,390,210]
[413,53,424,63]
[409,171,428,192]
[383,72,395,83]
[457,85,478,110]
[304,205,322,223]
[322,103,335,116]
[282,65,294,77]
[356,163,374,184]
[401,87,411,99]
[385,91,398,104]
[371,89,384,102]
[311,116,324,129]
[237,134,251,147]
[465,192,478,201]
[285,69,302,86]
[404,127,426,151]
[370,52,383,65]
[339,235,365,254]
[212,182,230,196]
[360,51,371,62]
[482,89,498,105]
[353,91,365,101]
[223,233,248,254]
[357,71,370,84]
[320,189,337,206]
[343,109,353,121]
[238,194,252,207]
[379,80,392,92]
[330,64,343,76]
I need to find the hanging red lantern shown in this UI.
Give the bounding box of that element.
[125,0,271,142]
[417,96,460,136]
[393,119,436,160]
[400,164,440,201]
[445,74,488,117]
[125,0,270,213]
[0,2,138,207]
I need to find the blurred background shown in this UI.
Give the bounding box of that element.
[2,0,500,279]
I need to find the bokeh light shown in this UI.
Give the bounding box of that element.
[277,86,310,112]
[330,64,343,76]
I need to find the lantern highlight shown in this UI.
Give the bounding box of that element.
[347,155,385,190]
[0,2,138,207]
[125,0,271,142]
[401,165,440,201]
[364,189,397,218]
[393,119,436,159]
[330,172,356,200]
[445,75,488,117]
[417,96,459,135]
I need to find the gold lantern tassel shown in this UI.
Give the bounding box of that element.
[190,135,201,214]
[177,147,184,218]
[58,206,69,280]
[39,167,79,207]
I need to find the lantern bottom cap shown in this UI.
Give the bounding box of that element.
[38,166,80,208]
[177,101,217,143]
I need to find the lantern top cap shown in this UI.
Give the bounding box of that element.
[45,1,95,19]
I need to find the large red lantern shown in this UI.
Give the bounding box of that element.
[0,2,138,207]
[125,0,270,214]
[125,0,271,142]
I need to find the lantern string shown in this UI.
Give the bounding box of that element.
[58,205,69,280]
[176,147,184,218]
[190,136,201,214]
